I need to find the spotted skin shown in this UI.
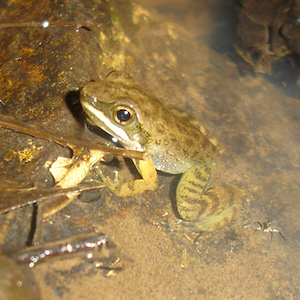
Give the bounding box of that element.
[81,71,247,232]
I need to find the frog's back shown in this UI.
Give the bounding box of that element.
[145,104,220,174]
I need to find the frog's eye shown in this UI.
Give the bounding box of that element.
[113,105,136,126]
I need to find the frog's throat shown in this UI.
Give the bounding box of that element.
[82,102,142,151]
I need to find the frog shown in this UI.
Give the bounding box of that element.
[80,71,246,232]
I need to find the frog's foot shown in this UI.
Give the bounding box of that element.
[95,157,158,198]
[94,167,125,195]
[174,184,247,233]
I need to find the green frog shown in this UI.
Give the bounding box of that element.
[80,71,246,232]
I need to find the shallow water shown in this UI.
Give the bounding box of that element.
[1,1,300,299]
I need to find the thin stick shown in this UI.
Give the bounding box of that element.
[0,183,108,214]
[0,113,147,160]
[0,21,102,29]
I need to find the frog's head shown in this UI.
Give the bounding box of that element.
[80,71,155,151]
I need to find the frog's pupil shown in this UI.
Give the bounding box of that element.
[117,109,130,122]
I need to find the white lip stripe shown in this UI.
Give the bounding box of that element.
[82,103,132,144]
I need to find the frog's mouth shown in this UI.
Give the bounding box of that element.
[82,102,142,151]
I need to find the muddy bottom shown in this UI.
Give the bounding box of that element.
[1,1,299,299]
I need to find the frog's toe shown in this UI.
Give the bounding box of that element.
[169,214,230,233]
[95,167,118,184]
[168,218,212,233]
[95,166,106,180]
[168,218,193,232]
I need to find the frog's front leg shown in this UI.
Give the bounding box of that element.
[175,161,246,232]
[96,157,158,197]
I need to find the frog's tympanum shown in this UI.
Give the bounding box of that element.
[80,71,246,232]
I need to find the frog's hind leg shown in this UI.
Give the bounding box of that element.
[175,163,246,232]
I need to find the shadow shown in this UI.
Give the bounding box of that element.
[205,0,300,100]
[266,54,300,100]
[65,90,85,126]
[168,173,182,219]
[206,0,239,54]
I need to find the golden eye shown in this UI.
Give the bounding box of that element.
[113,105,136,125]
